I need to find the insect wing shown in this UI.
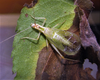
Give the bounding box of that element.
[47,29,81,55]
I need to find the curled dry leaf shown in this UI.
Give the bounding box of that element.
[76,0,100,79]
[79,7,100,80]
[79,8,100,63]
[74,0,94,17]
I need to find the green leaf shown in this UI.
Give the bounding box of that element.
[11,0,76,80]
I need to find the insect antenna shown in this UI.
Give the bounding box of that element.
[0,1,38,45]
[0,27,31,44]
[31,1,36,25]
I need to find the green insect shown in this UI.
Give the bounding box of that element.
[22,15,81,59]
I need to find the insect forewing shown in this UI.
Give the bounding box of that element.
[44,28,81,55]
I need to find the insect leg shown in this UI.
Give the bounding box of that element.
[51,44,65,59]
[52,24,59,29]
[35,17,46,26]
[46,39,49,47]
[21,32,41,41]
[52,20,66,29]
[51,44,80,62]
[22,15,46,41]
[30,15,46,26]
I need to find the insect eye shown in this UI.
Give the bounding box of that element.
[37,25,40,28]
[31,23,35,27]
